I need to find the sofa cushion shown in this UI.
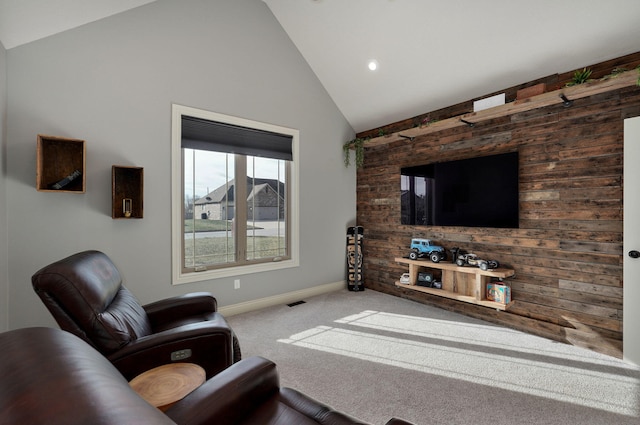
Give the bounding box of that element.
[238,395,351,425]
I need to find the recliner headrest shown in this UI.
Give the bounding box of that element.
[32,250,151,353]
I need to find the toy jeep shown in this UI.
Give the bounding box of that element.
[408,238,446,263]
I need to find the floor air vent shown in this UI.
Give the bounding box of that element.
[287,300,306,307]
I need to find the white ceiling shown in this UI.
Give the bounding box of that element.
[1,0,640,133]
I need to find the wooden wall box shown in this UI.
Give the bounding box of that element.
[36,135,86,193]
[112,166,143,219]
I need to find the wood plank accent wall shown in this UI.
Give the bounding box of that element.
[355,53,640,359]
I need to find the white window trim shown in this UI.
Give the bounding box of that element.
[171,104,300,285]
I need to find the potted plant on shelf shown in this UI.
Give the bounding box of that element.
[565,67,593,86]
[343,137,367,168]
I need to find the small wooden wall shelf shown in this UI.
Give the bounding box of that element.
[362,70,639,148]
[112,166,143,219]
[36,135,86,193]
[395,257,515,310]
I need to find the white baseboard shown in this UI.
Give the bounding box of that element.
[219,280,346,317]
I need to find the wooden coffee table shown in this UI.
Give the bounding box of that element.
[129,363,206,411]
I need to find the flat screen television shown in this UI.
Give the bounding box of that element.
[401,151,519,228]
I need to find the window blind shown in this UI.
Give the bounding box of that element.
[181,115,293,161]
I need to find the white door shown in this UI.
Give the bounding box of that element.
[624,116,640,366]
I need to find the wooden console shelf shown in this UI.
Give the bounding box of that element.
[395,257,515,310]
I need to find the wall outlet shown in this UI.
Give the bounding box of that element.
[234,279,240,289]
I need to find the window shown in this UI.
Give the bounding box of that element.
[172,104,299,284]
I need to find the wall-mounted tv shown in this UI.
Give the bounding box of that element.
[401,151,519,228]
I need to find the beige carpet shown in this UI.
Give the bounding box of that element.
[227,288,640,425]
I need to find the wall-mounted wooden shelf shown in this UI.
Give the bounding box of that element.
[362,70,639,149]
[395,257,515,310]
[112,166,143,219]
[36,135,86,193]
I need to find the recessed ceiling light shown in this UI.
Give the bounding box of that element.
[368,60,379,71]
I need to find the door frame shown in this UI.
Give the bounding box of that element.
[623,116,640,366]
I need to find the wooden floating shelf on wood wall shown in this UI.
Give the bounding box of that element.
[395,257,515,311]
[361,70,639,149]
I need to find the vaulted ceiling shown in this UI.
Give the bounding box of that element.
[1,0,640,133]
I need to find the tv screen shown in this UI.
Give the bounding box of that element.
[401,151,519,228]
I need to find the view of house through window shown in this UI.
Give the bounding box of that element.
[183,151,288,268]
[172,104,298,283]
[184,149,236,267]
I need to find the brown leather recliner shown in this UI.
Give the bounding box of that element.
[0,327,414,425]
[32,250,240,380]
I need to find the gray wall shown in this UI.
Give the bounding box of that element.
[4,0,355,330]
[0,40,7,331]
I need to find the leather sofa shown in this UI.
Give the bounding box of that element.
[0,327,413,425]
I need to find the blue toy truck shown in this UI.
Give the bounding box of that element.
[408,238,446,263]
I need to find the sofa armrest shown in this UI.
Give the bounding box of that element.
[165,356,279,425]
[143,292,217,327]
[108,317,233,380]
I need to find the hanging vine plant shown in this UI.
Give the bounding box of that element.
[343,137,368,168]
